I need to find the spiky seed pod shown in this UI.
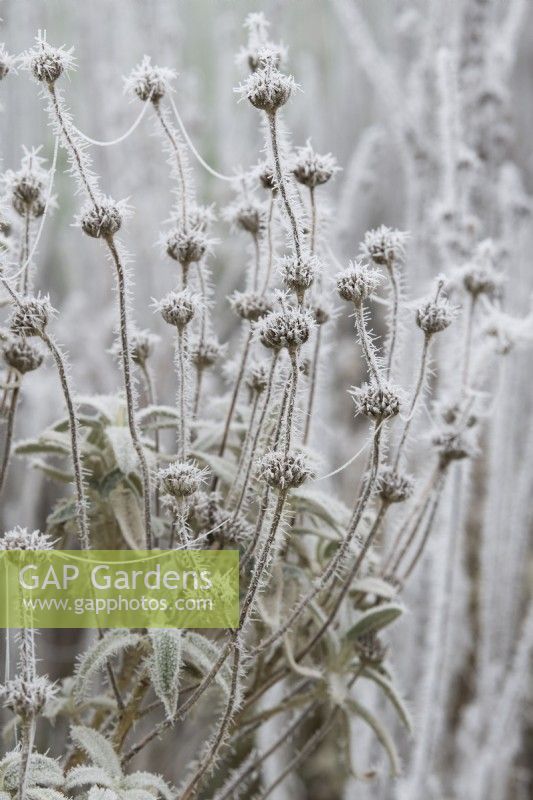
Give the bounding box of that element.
[416,298,454,335]
[0,675,57,716]
[230,290,272,322]
[462,264,502,299]
[190,491,252,546]
[312,301,331,326]
[360,226,409,267]
[258,449,314,491]
[377,467,414,504]
[433,429,477,467]
[351,382,401,420]
[10,172,46,219]
[157,290,199,330]
[0,526,55,550]
[337,260,382,305]
[80,200,122,239]
[190,338,225,369]
[23,38,75,84]
[125,56,174,103]
[10,297,51,338]
[281,255,317,296]
[246,362,269,393]
[158,462,206,499]
[257,161,277,191]
[292,142,339,188]
[237,58,296,114]
[3,337,44,374]
[355,632,387,665]
[228,201,266,237]
[257,306,314,351]
[130,330,158,367]
[165,228,207,265]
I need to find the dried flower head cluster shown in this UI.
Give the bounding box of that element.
[360,225,409,267]
[125,56,175,103]
[80,198,123,239]
[257,306,314,351]
[2,337,44,374]
[158,462,206,499]
[165,227,208,265]
[258,449,313,491]
[22,36,75,84]
[237,58,296,114]
[351,382,401,420]
[292,141,339,188]
[416,296,455,335]
[9,297,52,338]
[377,467,414,504]
[0,526,55,550]
[337,259,382,305]
[230,290,272,322]
[0,675,56,716]
[156,289,199,329]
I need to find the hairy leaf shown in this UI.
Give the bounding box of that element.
[70,726,122,780]
[362,667,412,732]
[149,630,183,719]
[74,630,141,701]
[346,698,401,776]
[346,603,404,641]
[122,772,174,800]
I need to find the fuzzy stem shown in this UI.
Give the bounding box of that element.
[385,264,399,379]
[461,294,477,395]
[217,328,253,459]
[354,302,382,388]
[392,333,430,470]
[175,328,189,461]
[309,186,316,256]
[261,193,276,295]
[0,383,19,498]
[18,714,36,800]
[303,326,321,445]
[268,112,302,260]
[153,101,188,227]
[284,350,299,457]
[402,473,447,581]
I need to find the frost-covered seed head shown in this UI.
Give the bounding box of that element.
[157,290,198,329]
[258,450,314,491]
[158,462,206,499]
[10,297,51,338]
[462,264,502,299]
[336,259,382,305]
[165,228,207,264]
[351,383,401,420]
[190,338,225,369]
[23,38,75,84]
[433,429,477,467]
[257,307,314,351]
[125,56,174,103]
[377,467,414,504]
[311,301,331,326]
[0,45,14,80]
[416,298,454,335]
[131,330,158,366]
[237,58,296,114]
[292,142,339,188]
[0,675,57,717]
[257,161,277,191]
[226,200,266,237]
[360,226,409,267]
[0,526,55,550]
[3,337,44,374]
[281,256,317,296]
[246,362,270,393]
[230,290,272,322]
[10,172,46,219]
[238,14,286,73]
[81,201,122,239]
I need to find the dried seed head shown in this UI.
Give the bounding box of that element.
[190,491,252,546]
[1,675,57,717]
[165,227,208,265]
[246,362,270,393]
[10,171,45,219]
[257,161,277,191]
[351,382,401,420]
[311,301,331,326]
[433,428,478,467]
[130,329,158,367]
[190,337,225,369]
[237,57,296,114]
[292,141,339,188]
[280,255,317,296]
[258,449,314,491]
[360,225,409,267]
[156,289,199,329]
[22,36,75,84]
[377,467,414,504]
[336,259,382,304]
[416,298,454,335]
[10,297,51,338]
[3,337,44,374]
[257,306,314,351]
[0,525,55,550]
[0,45,15,80]
[238,13,286,73]
[158,462,207,499]
[80,199,123,239]
[226,200,266,237]
[355,632,387,665]
[230,290,272,322]
[125,56,174,103]
[460,239,504,299]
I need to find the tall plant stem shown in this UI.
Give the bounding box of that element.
[105,237,153,548]
[392,333,430,470]
[268,112,302,260]
[140,364,160,518]
[385,264,399,379]
[0,383,19,497]
[252,233,261,291]
[261,193,276,294]
[354,302,382,388]
[284,350,299,456]
[41,331,90,550]
[303,326,321,445]
[153,100,188,227]
[18,714,36,800]
[308,186,316,255]
[175,328,189,461]
[402,472,447,580]
[217,328,253,459]
[461,294,477,395]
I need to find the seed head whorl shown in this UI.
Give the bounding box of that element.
[0,675,57,717]
[158,462,206,499]
[292,141,339,188]
[433,429,478,467]
[0,525,55,550]
[416,297,454,335]
[10,297,51,338]
[125,56,174,103]
[377,467,414,504]
[246,362,270,393]
[257,306,314,351]
[336,259,382,305]
[3,337,44,374]
[281,255,317,297]
[360,226,409,268]
[190,337,225,369]
[351,382,401,420]
[80,199,123,239]
[258,449,314,491]
[9,169,46,219]
[237,57,296,114]
[226,200,266,237]
[22,36,75,84]
[165,227,208,265]
[311,300,332,326]
[257,161,277,192]
[156,289,199,330]
[230,290,272,322]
